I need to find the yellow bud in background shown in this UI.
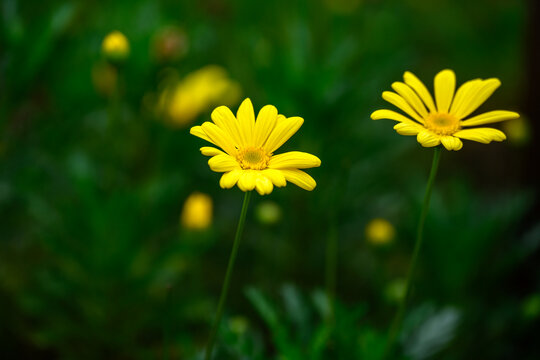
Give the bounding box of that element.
[157,65,241,127]
[365,218,395,245]
[181,192,213,230]
[503,117,531,147]
[255,200,282,225]
[102,31,130,61]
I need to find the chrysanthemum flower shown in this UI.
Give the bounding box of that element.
[371,69,520,151]
[190,98,321,195]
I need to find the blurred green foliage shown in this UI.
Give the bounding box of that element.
[1,0,539,359]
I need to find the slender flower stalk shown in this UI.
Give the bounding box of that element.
[205,191,252,360]
[384,146,441,358]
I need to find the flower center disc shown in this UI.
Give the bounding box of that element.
[425,113,460,135]
[237,147,269,170]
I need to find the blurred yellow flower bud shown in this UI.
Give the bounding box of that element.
[365,218,395,245]
[255,200,282,225]
[502,117,531,146]
[157,66,241,127]
[181,192,213,230]
[102,31,130,61]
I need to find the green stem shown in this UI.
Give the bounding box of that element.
[384,146,441,358]
[205,191,252,360]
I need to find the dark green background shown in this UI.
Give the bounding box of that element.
[1,0,539,359]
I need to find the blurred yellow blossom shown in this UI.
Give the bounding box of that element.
[180,192,213,230]
[158,66,241,127]
[502,116,531,146]
[365,218,395,245]
[102,31,130,61]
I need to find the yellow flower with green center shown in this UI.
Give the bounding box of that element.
[190,98,321,195]
[371,69,520,151]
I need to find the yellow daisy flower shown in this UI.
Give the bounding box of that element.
[371,69,520,151]
[190,98,321,195]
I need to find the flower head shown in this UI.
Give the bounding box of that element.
[181,192,213,230]
[158,66,240,127]
[365,218,395,245]
[371,69,520,151]
[190,98,321,195]
[102,31,130,61]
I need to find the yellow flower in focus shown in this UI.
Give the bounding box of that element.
[371,69,520,151]
[102,31,130,60]
[365,218,395,245]
[158,66,241,127]
[181,192,213,230]
[190,98,321,195]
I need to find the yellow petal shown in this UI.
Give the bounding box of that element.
[280,169,317,191]
[440,136,463,151]
[200,122,237,156]
[237,98,255,146]
[417,130,441,147]
[253,105,278,147]
[391,82,428,119]
[255,174,274,195]
[208,154,240,172]
[190,125,212,143]
[434,69,456,114]
[453,128,506,144]
[268,151,321,169]
[453,78,500,119]
[261,169,287,187]
[200,147,225,156]
[393,122,424,136]
[370,109,418,126]
[264,116,304,153]
[220,169,242,189]
[449,79,482,116]
[211,106,243,147]
[460,110,519,127]
[237,170,257,191]
[403,71,437,113]
[382,91,425,123]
